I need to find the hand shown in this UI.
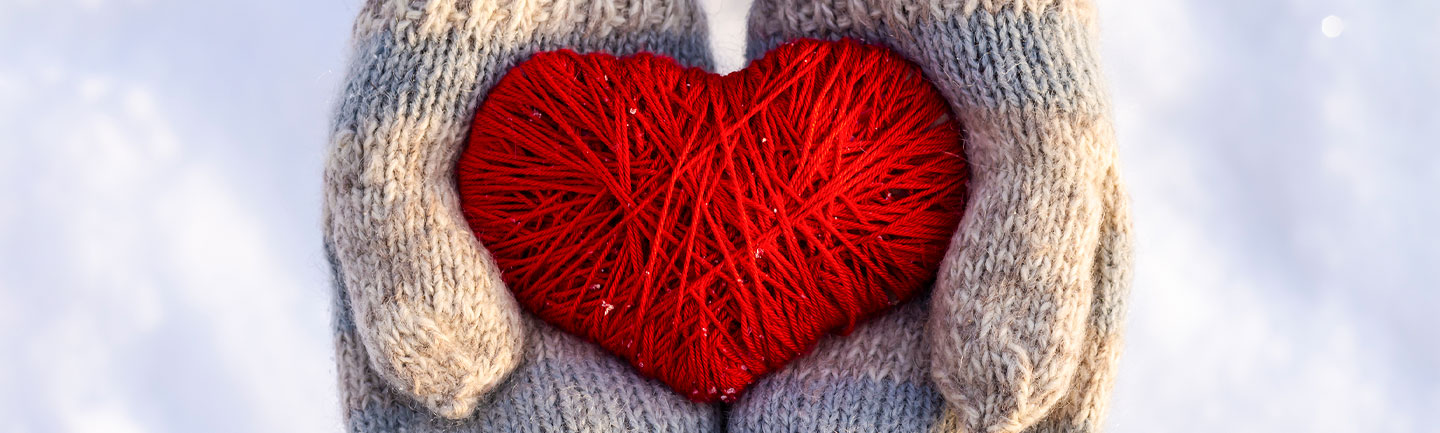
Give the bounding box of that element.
[732,1,1133,432]
[324,0,717,424]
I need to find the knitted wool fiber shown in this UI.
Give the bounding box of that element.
[324,0,720,430]
[731,1,1132,432]
[324,0,1133,431]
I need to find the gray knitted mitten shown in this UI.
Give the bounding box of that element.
[731,1,1132,432]
[323,0,720,431]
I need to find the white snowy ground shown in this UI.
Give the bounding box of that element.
[0,0,1435,432]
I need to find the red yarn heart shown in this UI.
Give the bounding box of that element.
[457,39,967,403]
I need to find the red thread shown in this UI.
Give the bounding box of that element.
[457,39,967,403]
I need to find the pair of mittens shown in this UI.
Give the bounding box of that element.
[324,0,1131,432]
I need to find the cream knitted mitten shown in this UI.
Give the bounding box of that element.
[323,0,719,431]
[731,0,1133,432]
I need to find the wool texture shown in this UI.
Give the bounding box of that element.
[323,0,720,429]
[324,0,1132,431]
[735,0,1133,432]
[332,245,722,432]
[455,39,968,403]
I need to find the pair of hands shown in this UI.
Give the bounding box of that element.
[324,0,1130,431]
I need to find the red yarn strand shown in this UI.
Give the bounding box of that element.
[456,39,968,403]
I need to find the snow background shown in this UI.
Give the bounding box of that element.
[1,0,1436,432]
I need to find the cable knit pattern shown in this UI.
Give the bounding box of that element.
[323,0,715,424]
[744,0,1132,432]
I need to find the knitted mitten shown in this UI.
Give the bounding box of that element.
[323,0,719,431]
[732,1,1133,432]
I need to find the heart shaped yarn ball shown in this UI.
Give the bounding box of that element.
[457,39,967,403]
